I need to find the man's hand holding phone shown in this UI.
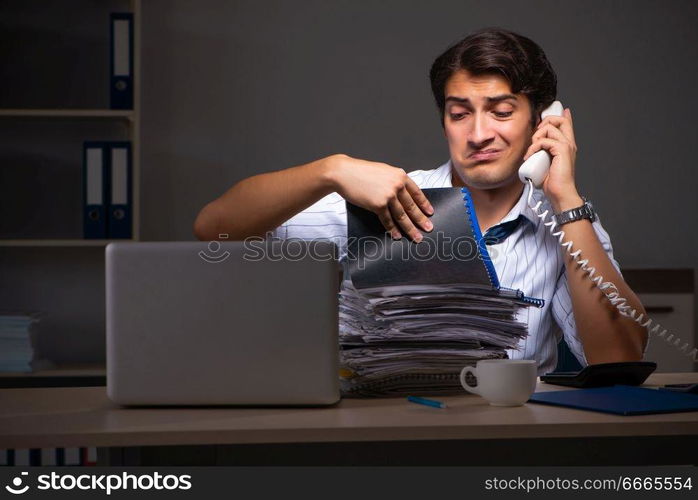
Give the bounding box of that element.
[326,154,434,242]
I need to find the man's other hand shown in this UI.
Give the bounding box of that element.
[325,154,434,242]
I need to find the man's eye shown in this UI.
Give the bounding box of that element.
[450,113,467,120]
[494,111,513,118]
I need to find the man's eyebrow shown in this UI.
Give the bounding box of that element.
[445,94,518,105]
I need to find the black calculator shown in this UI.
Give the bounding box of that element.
[541,361,657,388]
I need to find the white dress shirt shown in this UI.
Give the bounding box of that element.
[271,160,622,374]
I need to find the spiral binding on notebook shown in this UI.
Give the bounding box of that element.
[460,187,500,289]
[521,295,546,308]
[461,187,544,308]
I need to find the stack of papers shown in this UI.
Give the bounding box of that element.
[340,187,539,397]
[0,313,40,372]
[339,280,527,397]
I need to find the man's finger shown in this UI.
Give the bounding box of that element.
[533,123,570,147]
[377,207,402,240]
[389,197,422,242]
[538,114,575,147]
[398,185,433,232]
[404,177,434,216]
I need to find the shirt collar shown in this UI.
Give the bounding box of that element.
[444,159,540,229]
[499,181,540,229]
[436,160,454,187]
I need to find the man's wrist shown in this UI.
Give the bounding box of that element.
[554,197,596,227]
[550,189,584,213]
[318,154,348,193]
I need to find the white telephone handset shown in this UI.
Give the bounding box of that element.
[519,99,697,362]
[518,100,565,187]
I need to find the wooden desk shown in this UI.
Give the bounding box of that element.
[1,373,696,466]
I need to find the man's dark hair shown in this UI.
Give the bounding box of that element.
[429,27,557,127]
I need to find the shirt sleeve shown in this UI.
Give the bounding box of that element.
[268,192,349,261]
[550,214,623,366]
[268,165,448,260]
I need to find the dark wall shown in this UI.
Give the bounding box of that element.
[1,0,695,364]
[142,0,698,272]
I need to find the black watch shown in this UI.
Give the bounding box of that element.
[553,197,596,226]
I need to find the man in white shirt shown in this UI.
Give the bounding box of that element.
[195,27,647,372]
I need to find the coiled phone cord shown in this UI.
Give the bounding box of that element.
[526,179,697,361]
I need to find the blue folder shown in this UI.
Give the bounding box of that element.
[106,141,132,239]
[529,385,698,416]
[110,13,134,109]
[83,141,108,239]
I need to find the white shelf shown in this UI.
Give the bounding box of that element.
[0,109,133,120]
[0,239,135,247]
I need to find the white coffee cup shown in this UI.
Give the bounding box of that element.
[459,359,537,406]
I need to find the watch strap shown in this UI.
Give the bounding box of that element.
[553,198,596,226]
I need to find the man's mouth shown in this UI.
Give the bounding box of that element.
[469,149,502,161]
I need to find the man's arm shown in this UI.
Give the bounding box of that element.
[525,107,647,362]
[553,195,648,362]
[193,154,434,241]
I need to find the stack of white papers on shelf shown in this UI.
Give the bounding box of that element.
[0,313,40,372]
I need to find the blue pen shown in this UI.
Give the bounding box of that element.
[407,395,447,409]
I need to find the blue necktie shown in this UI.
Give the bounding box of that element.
[483,215,525,245]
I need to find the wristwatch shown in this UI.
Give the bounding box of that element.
[553,197,596,226]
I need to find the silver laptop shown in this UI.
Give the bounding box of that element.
[106,241,340,405]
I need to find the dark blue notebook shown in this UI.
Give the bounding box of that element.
[345,187,544,307]
[529,385,698,416]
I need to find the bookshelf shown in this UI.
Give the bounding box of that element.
[0,109,134,120]
[0,240,130,247]
[0,0,141,242]
[0,0,141,366]
[0,363,106,389]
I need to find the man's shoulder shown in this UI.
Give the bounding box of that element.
[408,160,452,188]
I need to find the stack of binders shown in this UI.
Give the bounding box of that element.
[81,12,134,239]
[339,188,543,397]
[83,141,132,239]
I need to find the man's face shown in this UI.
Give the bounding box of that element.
[443,70,535,189]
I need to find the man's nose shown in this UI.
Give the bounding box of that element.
[468,112,495,147]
